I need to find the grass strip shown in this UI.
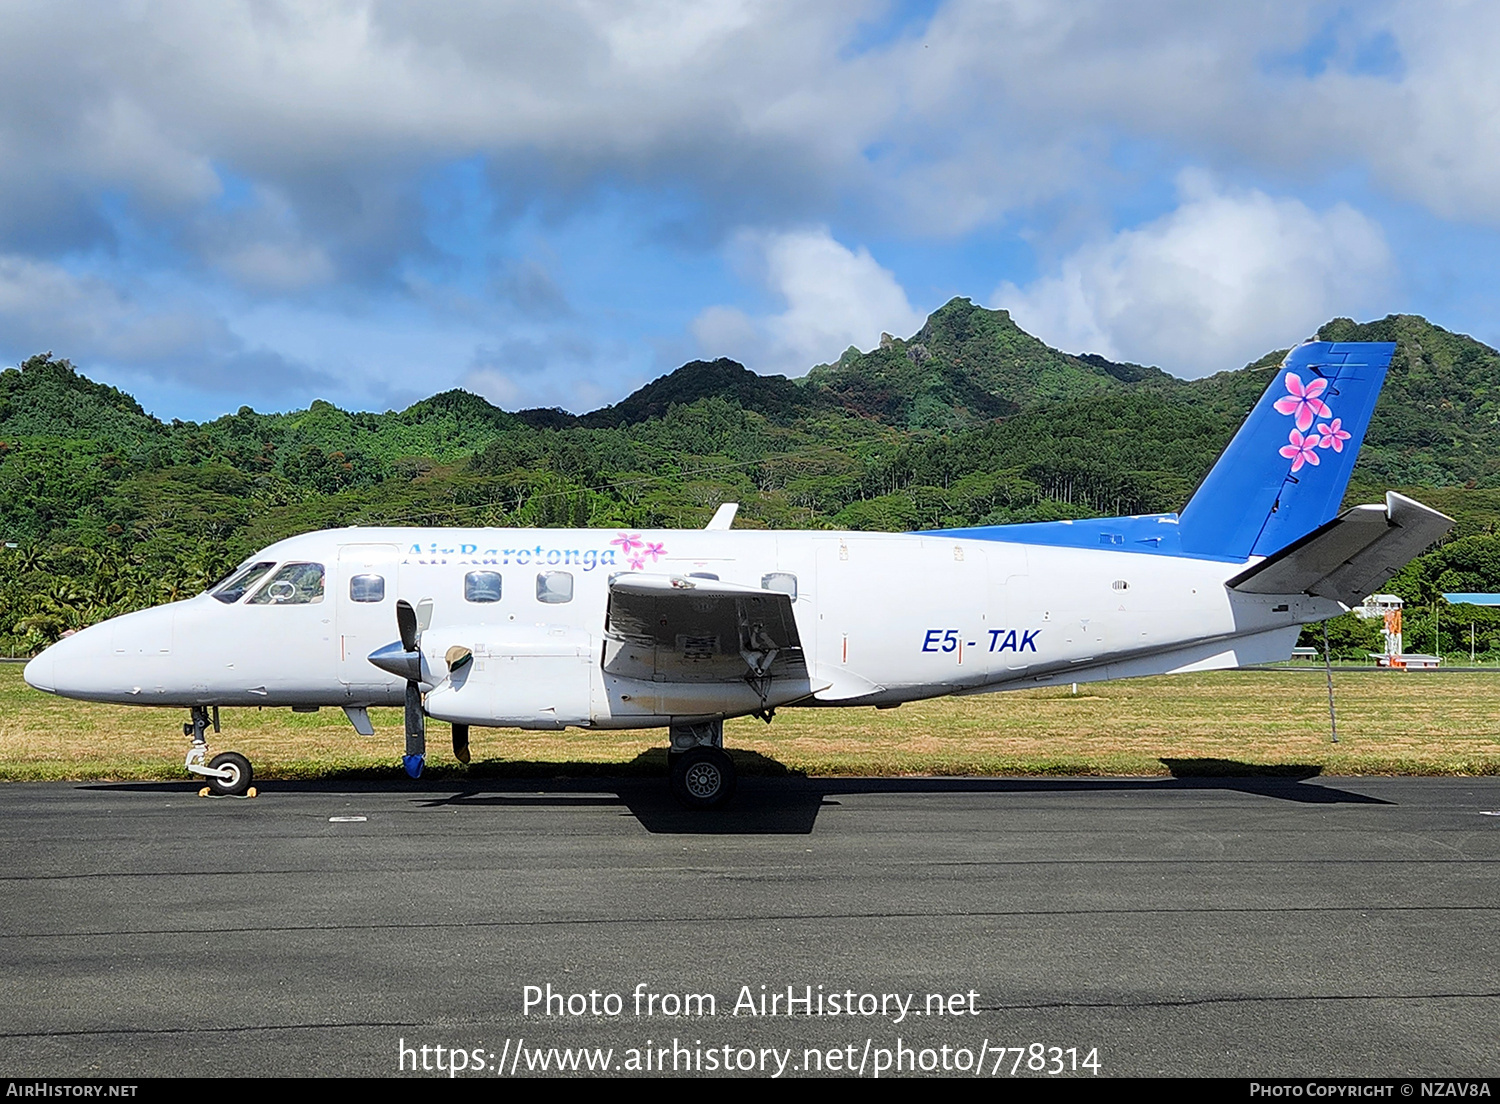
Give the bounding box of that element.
[3,664,1499,782]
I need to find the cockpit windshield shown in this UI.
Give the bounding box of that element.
[211,561,277,604]
[247,562,325,605]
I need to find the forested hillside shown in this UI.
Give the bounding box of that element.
[4,300,1500,658]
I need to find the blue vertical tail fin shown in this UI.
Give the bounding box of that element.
[1177,340,1395,561]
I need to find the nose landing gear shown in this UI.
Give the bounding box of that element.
[183,705,255,797]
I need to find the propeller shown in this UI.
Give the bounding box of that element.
[368,598,430,778]
[369,600,472,776]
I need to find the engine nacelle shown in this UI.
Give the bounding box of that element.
[422,625,594,729]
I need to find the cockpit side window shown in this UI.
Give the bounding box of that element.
[248,562,326,605]
[349,574,386,602]
[212,561,277,604]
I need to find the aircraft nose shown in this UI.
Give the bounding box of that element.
[23,628,101,696]
[23,650,55,693]
[21,607,175,702]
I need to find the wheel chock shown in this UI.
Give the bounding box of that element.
[196,786,261,804]
[198,785,258,799]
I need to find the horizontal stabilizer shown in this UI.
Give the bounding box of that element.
[1227,492,1452,606]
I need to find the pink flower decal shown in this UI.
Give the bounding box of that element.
[612,532,666,571]
[1272,372,1333,432]
[1279,429,1321,472]
[1316,418,1351,452]
[612,532,645,570]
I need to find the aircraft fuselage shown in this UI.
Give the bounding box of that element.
[24,524,1337,729]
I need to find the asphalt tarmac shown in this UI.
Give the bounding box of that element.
[1,772,1496,1078]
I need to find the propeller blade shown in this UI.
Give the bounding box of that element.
[416,597,434,633]
[396,599,419,653]
[403,680,425,779]
[452,723,470,764]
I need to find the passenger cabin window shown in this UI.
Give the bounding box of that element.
[248,562,325,605]
[349,574,385,603]
[465,571,502,603]
[761,571,798,600]
[536,571,573,604]
[212,561,276,604]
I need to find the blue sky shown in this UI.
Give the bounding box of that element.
[0,0,1495,421]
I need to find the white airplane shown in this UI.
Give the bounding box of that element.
[23,340,1451,807]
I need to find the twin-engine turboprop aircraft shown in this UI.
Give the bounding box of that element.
[24,340,1451,807]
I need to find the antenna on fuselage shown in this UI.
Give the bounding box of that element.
[705,502,739,530]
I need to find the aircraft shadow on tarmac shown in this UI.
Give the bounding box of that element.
[83,752,1389,836]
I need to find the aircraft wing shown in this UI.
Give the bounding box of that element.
[1227,492,1452,606]
[604,573,808,685]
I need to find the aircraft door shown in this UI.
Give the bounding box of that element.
[814,538,894,699]
[917,538,991,689]
[336,543,403,696]
[814,537,990,698]
[982,544,1031,681]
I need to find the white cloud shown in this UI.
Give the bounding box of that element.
[191,183,337,292]
[0,254,334,397]
[1311,4,1500,224]
[0,1,1495,255]
[460,367,524,408]
[215,241,336,292]
[0,256,225,362]
[458,331,624,412]
[993,174,1394,377]
[692,227,925,375]
[0,1,1493,413]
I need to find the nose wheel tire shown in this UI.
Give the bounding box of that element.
[670,746,736,809]
[207,752,253,797]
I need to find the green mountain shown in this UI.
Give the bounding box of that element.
[0,353,159,441]
[577,358,817,428]
[530,299,1179,432]
[5,305,1500,656]
[804,297,1163,429]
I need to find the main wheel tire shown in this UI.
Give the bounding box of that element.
[207,751,253,797]
[670,746,736,809]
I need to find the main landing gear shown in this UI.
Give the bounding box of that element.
[183,705,255,797]
[667,719,735,809]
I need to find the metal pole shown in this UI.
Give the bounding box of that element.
[1322,621,1338,744]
